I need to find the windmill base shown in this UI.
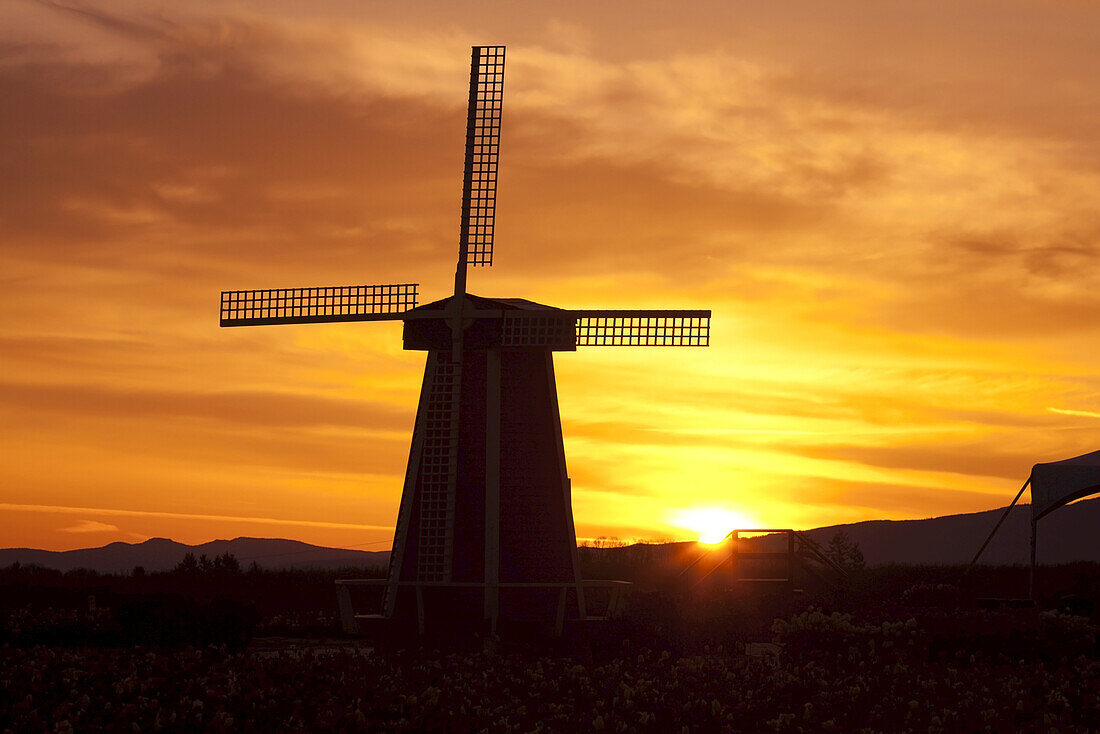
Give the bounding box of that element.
[336,579,629,639]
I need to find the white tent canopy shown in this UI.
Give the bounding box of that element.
[971,449,1100,596]
[1031,449,1100,521]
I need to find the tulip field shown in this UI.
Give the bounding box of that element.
[2,604,1099,732]
[3,560,1100,732]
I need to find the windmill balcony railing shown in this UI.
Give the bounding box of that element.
[335,578,631,636]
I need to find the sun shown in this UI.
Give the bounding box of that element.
[671,507,758,545]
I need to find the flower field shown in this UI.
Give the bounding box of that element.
[2,606,1098,733]
[3,561,1099,731]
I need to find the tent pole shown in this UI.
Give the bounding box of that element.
[969,478,1030,566]
[1029,519,1037,600]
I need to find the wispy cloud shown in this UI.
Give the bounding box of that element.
[1049,407,1100,420]
[0,503,391,532]
[59,520,119,533]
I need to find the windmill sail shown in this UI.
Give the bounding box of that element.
[220,284,418,326]
[573,310,710,346]
[500,309,711,348]
[456,45,505,284]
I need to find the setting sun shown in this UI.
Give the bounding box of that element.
[671,507,758,545]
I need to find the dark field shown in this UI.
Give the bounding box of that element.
[2,558,1099,732]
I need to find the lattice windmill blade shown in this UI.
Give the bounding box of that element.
[455,45,505,283]
[500,309,711,348]
[573,309,711,346]
[220,283,419,327]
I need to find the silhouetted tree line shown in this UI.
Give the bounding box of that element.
[3,550,1098,653]
[824,530,866,571]
[168,550,248,576]
[0,558,387,646]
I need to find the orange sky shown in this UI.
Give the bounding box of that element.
[3,0,1100,552]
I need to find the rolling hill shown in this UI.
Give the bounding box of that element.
[2,497,1097,574]
[798,497,1100,565]
[0,537,389,574]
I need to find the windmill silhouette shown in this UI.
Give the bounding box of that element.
[221,46,711,633]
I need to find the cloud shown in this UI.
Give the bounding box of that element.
[59,519,119,533]
[815,477,1008,521]
[792,444,1030,483]
[1049,407,1100,420]
[2,0,1100,549]
[0,381,411,430]
[1,502,391,531]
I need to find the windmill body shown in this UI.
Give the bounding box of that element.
[391,295,583,628]
[221,46,711,633]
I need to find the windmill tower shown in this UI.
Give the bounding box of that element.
[221,46,711,633]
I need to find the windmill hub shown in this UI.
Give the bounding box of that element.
[220,46,711,636]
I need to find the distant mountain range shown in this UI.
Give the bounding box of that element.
[0,537,389,574]
[796,497,1100,566]
[2,497,1098,574]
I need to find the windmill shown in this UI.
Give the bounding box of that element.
[221,46,711,633]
